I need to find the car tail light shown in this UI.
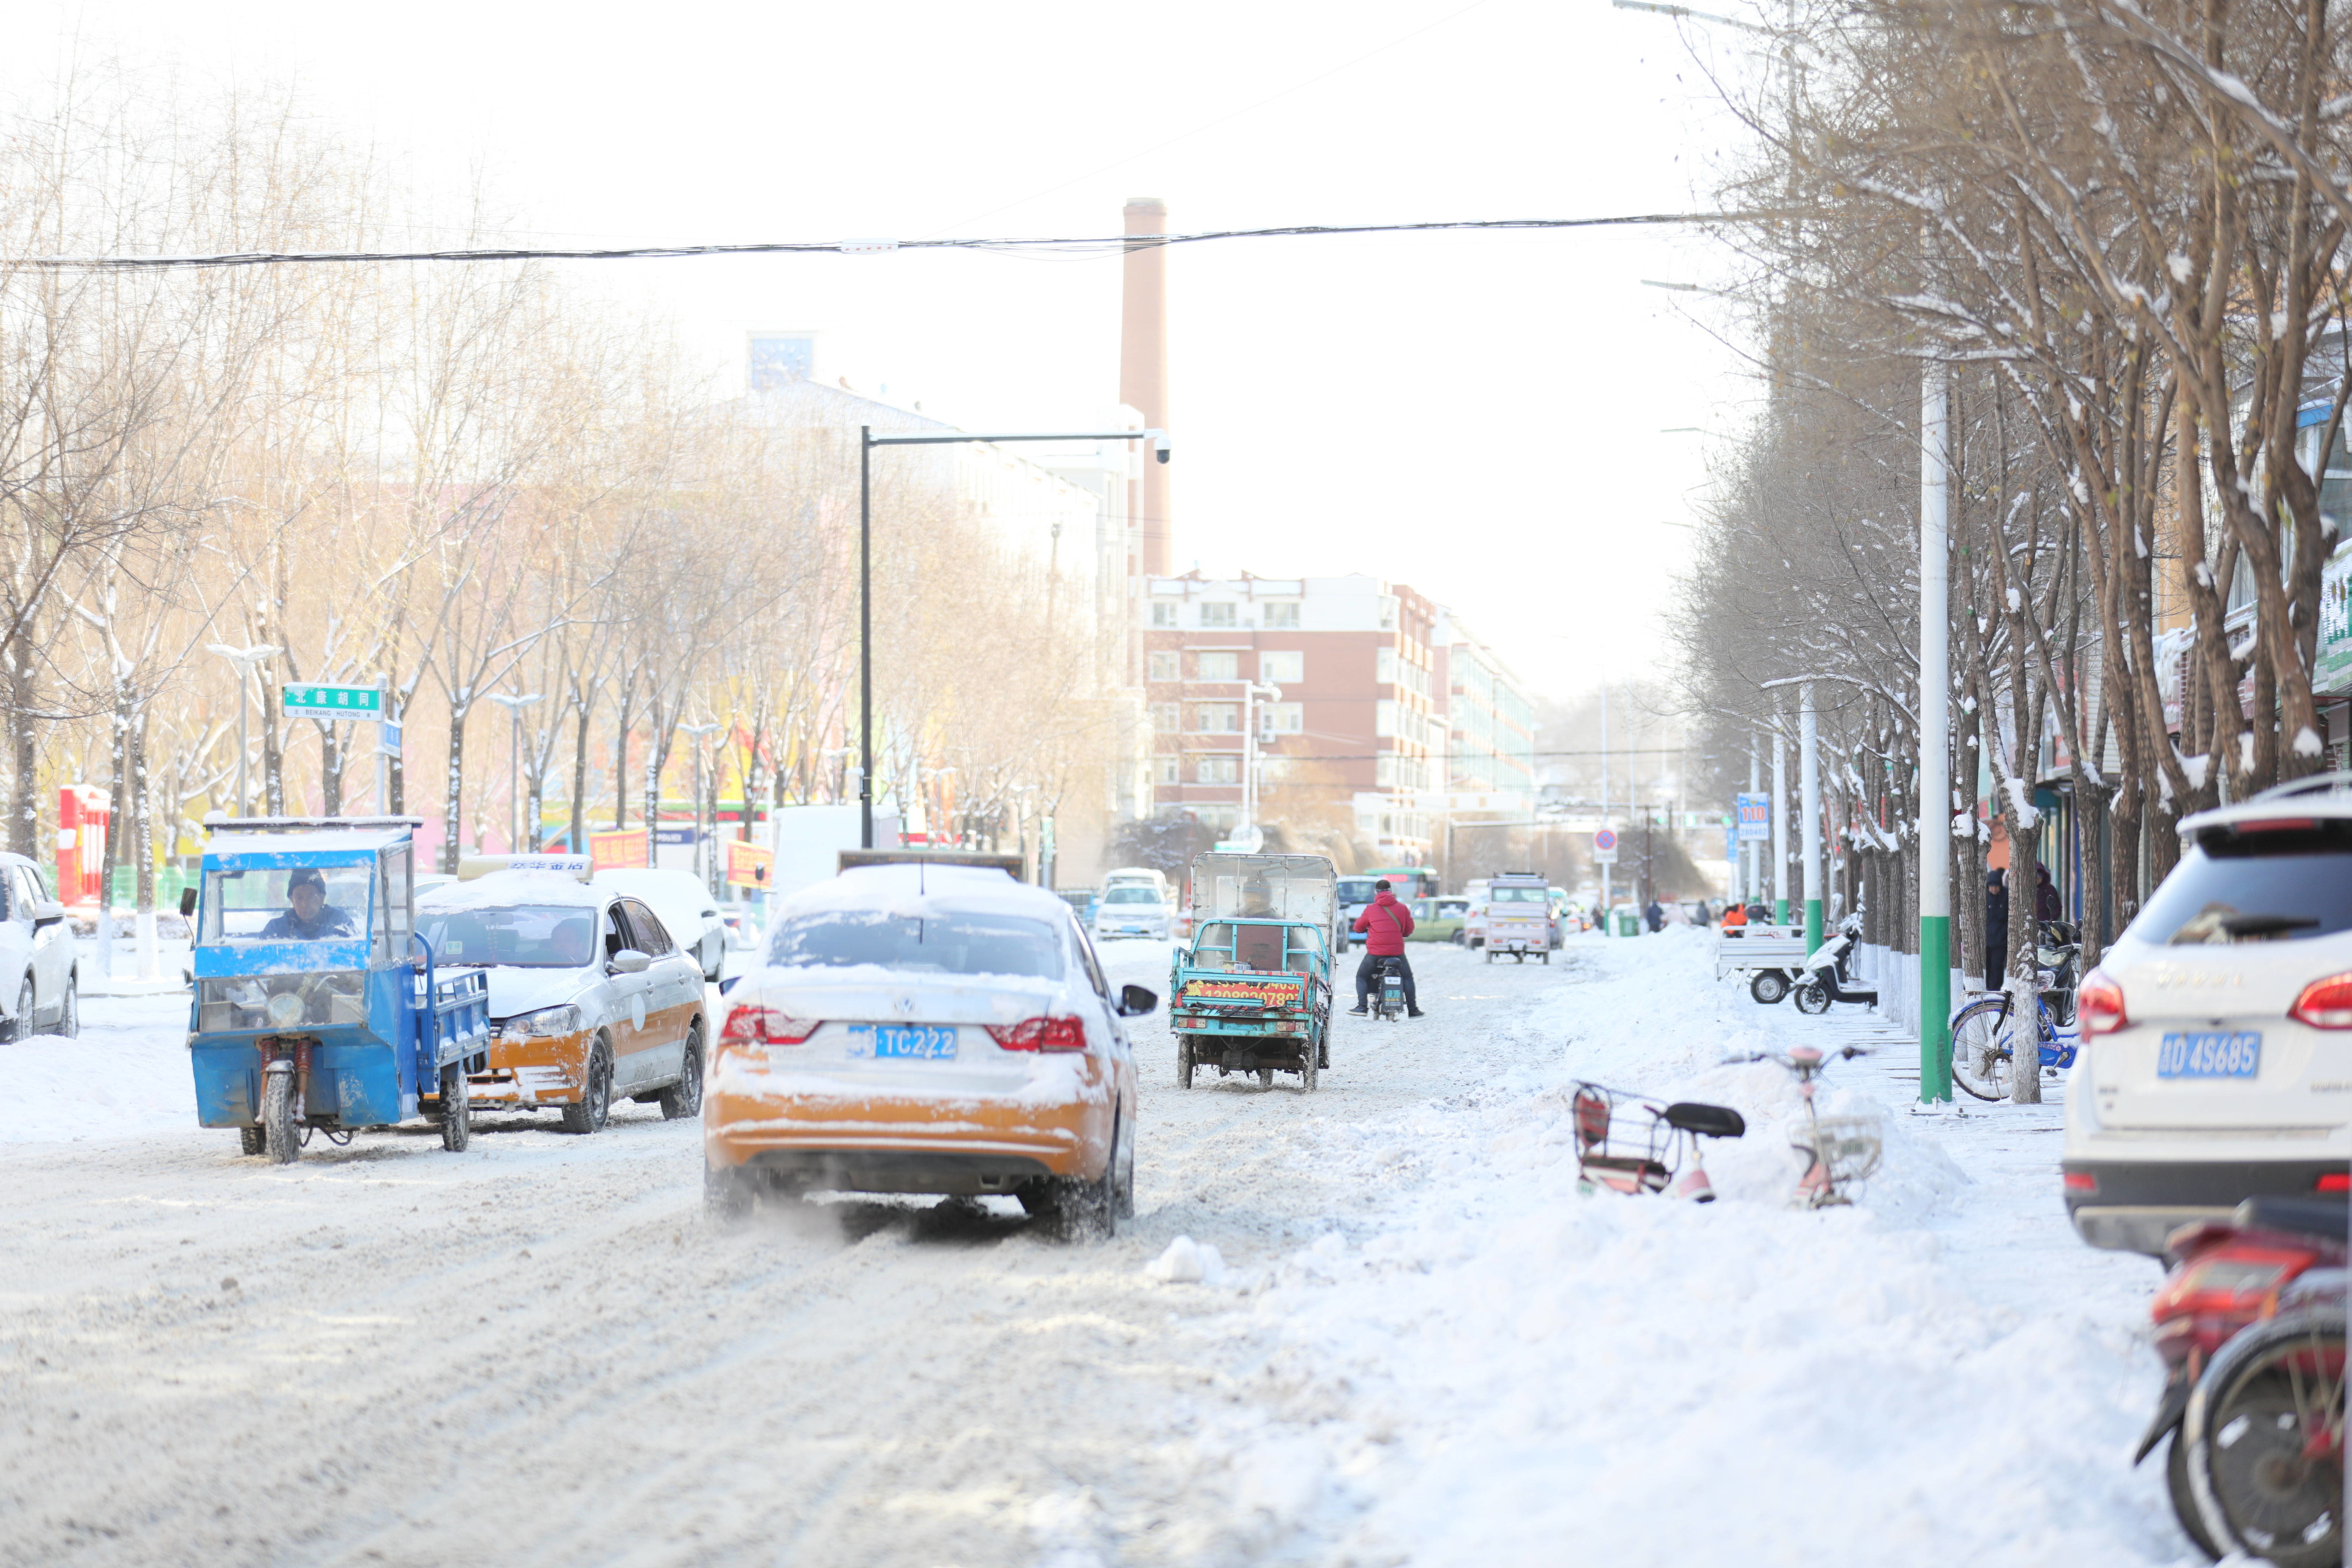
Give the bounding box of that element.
[720,1004,819,1047]
[986,1016,1088,1052]
[2317,1172,2352,1193]
[2077,968,2129,1036]
[2063,1171,2097,1192]
[2290,972,2352,1030]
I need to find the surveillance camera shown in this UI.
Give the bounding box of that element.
[1156,447,1171,464]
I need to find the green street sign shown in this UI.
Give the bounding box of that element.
[281,684,384,720]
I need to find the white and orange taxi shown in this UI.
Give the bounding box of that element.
[703,855,1154,1236]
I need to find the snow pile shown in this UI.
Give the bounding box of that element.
[1175,930,2183,1566]
[1144,1233,1228,1285]
[0,993,198,1143]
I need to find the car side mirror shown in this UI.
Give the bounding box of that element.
[608,948,651,975]
[1115,983,1157,1018]
[180,887,199,918]
[32,899,64,927]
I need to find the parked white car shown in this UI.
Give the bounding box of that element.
[0,852,76,1038]
[1094,884,1171,940]
[593,868,728,981]
[2063,774,2352,1255]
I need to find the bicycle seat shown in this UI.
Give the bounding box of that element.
[1664,1102,1746,1139]
[2232,1194,2350,1243]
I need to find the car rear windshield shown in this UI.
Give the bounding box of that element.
[1490,886,1546,903]
[1101,886,1160,905]
[1336,879,1377,904]
[420,905,600,968]
[766,911,1067,979]
[2134,822,2352,945]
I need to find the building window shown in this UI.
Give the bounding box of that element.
[1195,651,1238,682]
[1199,602,1237,628]
[1375,756,1396,787]
[1150,702,1181,735]
[1196,704,1239,733]
[1375,699,1398,737]
[1147,651,1179,682]
[1376,647,1398,684]
[1260,651,1303,684]
[1378,596,1399,632]
[1155,757,1179,785]
[1263,602,1301,630]
[1261,703,1303,734]
[1197,756,1239,784]
[1150,601,1178,628]
[1194,805,1239,832]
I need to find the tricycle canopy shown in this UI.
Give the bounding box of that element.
[1188,853,1335,931]
[196,821,417,977]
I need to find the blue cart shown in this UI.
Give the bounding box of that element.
[186,817,491,1164]
[1168,853,1336,1092]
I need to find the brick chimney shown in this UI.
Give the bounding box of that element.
[1121,197,1173,577]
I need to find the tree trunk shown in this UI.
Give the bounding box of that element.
[317,720,344,818]
[443,709,469,874]
[9,624,39,858]
[570,699,592,852]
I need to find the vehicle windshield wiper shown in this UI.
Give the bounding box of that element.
[2217,912,2322,940]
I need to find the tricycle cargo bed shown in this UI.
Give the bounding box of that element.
[1713,932,1810,980]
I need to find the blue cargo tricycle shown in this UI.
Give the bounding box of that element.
[1168,853,1336,1092]
[186,817,490,1164]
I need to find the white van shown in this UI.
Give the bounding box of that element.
[1102,866,1171,903]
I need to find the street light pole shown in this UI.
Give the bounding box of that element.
[207,644,281,820]
[1772,720,1790,925]
[488,692,544,853]
[1919,361,1954,1101]
[679,721,723,891]
[859,425,1169,849]
[1801,682,1823,951]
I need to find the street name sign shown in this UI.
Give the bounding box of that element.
[282,684,383,720]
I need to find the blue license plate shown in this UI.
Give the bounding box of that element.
[2157,1031,2262,1079]
[850,1025,958,1060]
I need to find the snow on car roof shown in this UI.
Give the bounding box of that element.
[418,868,608,911]
[777,863,1068,922]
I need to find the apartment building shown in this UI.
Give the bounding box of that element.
[1432,609,1537,813]
[1140,572,1444,860]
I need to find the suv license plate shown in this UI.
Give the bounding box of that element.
[850,1025,958,1061]
[2157,1031,2261,1079]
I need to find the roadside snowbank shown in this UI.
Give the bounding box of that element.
[1180,930,2187,1566]
[0,993,194,1142]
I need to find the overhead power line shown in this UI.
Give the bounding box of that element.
[20,212,1779,271]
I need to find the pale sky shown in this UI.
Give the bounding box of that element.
[32,0,1759,700]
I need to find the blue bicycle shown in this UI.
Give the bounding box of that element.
[1949,987,2079,1100]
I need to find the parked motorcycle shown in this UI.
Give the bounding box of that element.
[1792,912,1880,1015]
[2138,1195,2345,1564]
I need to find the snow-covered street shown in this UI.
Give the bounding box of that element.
[1,932,2193,1567]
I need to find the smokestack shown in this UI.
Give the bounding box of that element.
[1120,197,1173,578]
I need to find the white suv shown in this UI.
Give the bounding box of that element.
[2063,773,2352,1254]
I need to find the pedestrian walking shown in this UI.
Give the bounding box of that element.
[1984,868,2009,987]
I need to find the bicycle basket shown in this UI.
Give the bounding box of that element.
[1572,1082,1675,1195]
[1794,1114,1884,1186]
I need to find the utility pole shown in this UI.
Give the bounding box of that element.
[1771,721,1790,925]
[1800,682,1823,952]
[1746,733,1761,903]
[1919,361,1954,1102]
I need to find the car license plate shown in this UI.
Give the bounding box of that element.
[2157,1031,2261,1079]
[849,1025,958,1060]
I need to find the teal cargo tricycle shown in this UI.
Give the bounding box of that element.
[1168,853,1335,1092]
[186,817,491,1164]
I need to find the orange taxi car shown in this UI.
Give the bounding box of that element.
[419,858,708,1133]
[703,854,1155,1236]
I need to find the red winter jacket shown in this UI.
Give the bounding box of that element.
[1352,891,1416,955]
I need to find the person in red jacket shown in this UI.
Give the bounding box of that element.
[1346,879,1424,1017]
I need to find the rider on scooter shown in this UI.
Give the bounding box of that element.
[1345,879,1423,1017]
